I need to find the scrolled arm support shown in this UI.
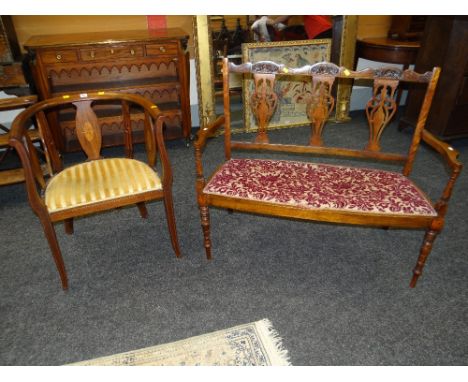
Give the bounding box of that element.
[193,116,225,206]
[421,130,463,217]
[194,116,225,178]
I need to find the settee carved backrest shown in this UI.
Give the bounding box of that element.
[223,58,440,176]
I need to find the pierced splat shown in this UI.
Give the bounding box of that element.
[250,73,278,144]
[305,76,336,146]
[365,78,399,152]
[73,100,101,160]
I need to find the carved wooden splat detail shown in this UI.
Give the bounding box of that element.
[289,61,341,76]
[229,61,285,74]
[365,78,399,152]
[305,76,336,146]
[73,100,101,160]
[250,73,278,144]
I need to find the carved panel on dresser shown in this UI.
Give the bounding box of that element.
[24,29,191,152]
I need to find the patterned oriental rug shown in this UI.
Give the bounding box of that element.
[68,319,291,366]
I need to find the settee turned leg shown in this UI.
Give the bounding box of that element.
[199,205,212,260]
[410,228,439,288]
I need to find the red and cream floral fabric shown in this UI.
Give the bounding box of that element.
[204,159,436,216]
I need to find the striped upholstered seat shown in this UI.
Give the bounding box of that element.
[45,158,162,213]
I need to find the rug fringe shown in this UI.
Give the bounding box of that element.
[256,318,292,366]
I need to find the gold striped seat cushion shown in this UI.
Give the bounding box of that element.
[45,158,162,213]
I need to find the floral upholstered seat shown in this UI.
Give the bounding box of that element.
[204,159,437,217]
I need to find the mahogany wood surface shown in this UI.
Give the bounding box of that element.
[9,92,182,290]
[24,29,191,152]
[355,38,420,66]
[400,16,468,139]
[194,58,463,288]
[355,37,420,106]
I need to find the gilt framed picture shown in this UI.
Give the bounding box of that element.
[241,39,331,132]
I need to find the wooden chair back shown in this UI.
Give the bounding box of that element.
[221,58,440,177]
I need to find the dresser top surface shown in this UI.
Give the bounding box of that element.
[24,28,189,49]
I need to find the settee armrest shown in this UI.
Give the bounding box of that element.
[421,130,462,171]
[421,130,463,217]
[194,116,225,152]
[194,116,225,179]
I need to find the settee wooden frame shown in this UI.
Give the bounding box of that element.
[194,58,463,288]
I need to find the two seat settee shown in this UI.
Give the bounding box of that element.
[194,59,462,288]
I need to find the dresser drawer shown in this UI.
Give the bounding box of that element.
[40,49,78,64]
[79,45,144,61]
[146,42,178,56]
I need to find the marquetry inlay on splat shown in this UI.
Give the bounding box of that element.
[73,100,101,160]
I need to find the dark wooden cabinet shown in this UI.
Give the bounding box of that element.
[400,16,468,140]
[24,28,191,152]
[1,16,29,92]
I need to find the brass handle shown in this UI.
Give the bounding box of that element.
[56,54,62,60]
[130,49,135,55]
[90,51,95,59]
[110,49,114,54]
[159,46,166,53]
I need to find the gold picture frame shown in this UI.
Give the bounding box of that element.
[241,39,331,132]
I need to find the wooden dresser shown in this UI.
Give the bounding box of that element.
[24,28,191,152]
[400,16,468,139]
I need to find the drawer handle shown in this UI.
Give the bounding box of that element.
[56,54,62,60]
[90,51,95,59]
[130,49,135,55]
[159,46,166,53]
[110,49,114,54]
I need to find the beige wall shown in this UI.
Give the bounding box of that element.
[11,15,392,59]
[12,15,195,55]
[357,15,392,39]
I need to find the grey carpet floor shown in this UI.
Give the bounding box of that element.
[0,113,467,365]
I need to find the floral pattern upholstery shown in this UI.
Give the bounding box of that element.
[204,159,436,217]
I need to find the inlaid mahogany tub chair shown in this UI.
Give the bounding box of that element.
[194,58,462,288]
[9,92,181,290]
